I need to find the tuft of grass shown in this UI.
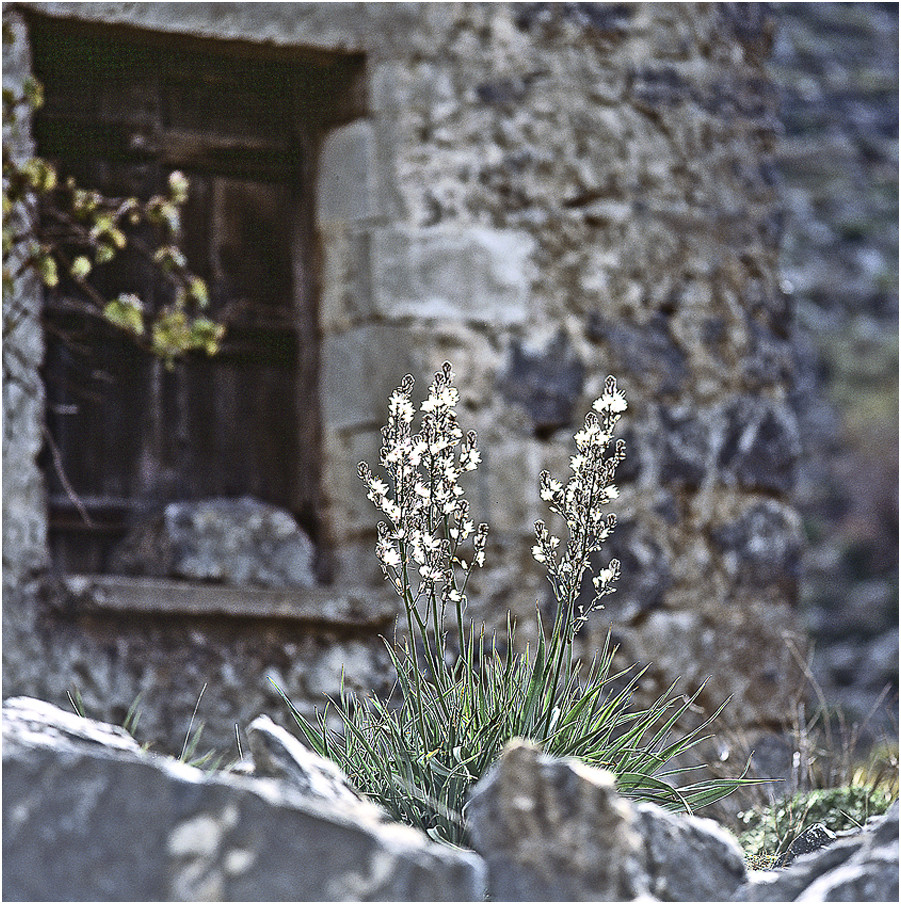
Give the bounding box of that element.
[67,683,234,772]
[738,783,897,868]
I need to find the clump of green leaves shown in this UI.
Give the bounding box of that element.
[2,42,223,365]
[738,783,897,869]
[276,364,755,846]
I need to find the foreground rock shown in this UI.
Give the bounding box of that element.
[467,738,747,901]
[6,701,896,902]
[2,697,484,901]
[246,714,367,813]
[108,496,316,588]
[735,800,899,902]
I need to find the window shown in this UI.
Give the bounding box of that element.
[28,16,362,578]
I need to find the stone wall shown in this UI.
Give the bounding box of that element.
[770,2,899,732]
[3,2,806,755]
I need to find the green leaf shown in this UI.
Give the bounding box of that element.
[69,255,92,280]
[188,276,209,308]
[188,317,224,356]
[103,294,144,335]
[95,244,115,265]
[23,76,44,110]
[167,170,189,205]
[153,245,187,272]
[23,157,56,192]
[35,252,58,287]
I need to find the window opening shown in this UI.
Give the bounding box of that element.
[28,17,363,579]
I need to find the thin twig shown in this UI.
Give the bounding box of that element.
[41,423,94,527]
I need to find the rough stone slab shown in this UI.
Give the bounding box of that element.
[63,575,399,628]
[21,3,421,54]
[371,226,535,325]
[2,697,486,902]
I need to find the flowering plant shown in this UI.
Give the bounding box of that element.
[277,363,752,845]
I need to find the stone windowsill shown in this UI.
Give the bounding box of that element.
[62,575,400,630]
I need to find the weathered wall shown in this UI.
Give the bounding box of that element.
[3,2,807,755]
[770,2,898,732]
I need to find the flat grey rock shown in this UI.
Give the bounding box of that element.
[2,697,486,901]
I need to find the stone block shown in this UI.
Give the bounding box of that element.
[320,324,417,430]
[476,435,543,536]
[319,225,374,332]
[108,497,316,589]
[371,226,535,325]
[321,427,384,538]
[498,332,586,435]
[317,120,377,226]
[711,499,804,592]
[715,396,802,494]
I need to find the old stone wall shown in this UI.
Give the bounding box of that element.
[770,2,899,732]
[3,2,806,755]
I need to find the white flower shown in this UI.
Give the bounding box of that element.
[531,545,546,563]
[368,478,389,497]
[461,448,481,470]
[377,543,401,569]
[539,477,563,502]
[593,382,627,415]
[410,439,428,466]
[389,391,415,423]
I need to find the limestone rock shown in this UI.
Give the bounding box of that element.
[467,739,650,901]
[1,694,141,754]
[467,738,748,901]
[2,697,486,901]
[634,801,747,901]
[246,714,367,813]
[109,497,316,589]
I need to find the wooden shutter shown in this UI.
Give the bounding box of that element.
[30,20,321,575]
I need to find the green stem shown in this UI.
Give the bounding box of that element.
[542,446,603,738]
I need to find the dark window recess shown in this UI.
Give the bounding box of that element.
[28,18,364,576]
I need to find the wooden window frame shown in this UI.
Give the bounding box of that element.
[27,13,366,604]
